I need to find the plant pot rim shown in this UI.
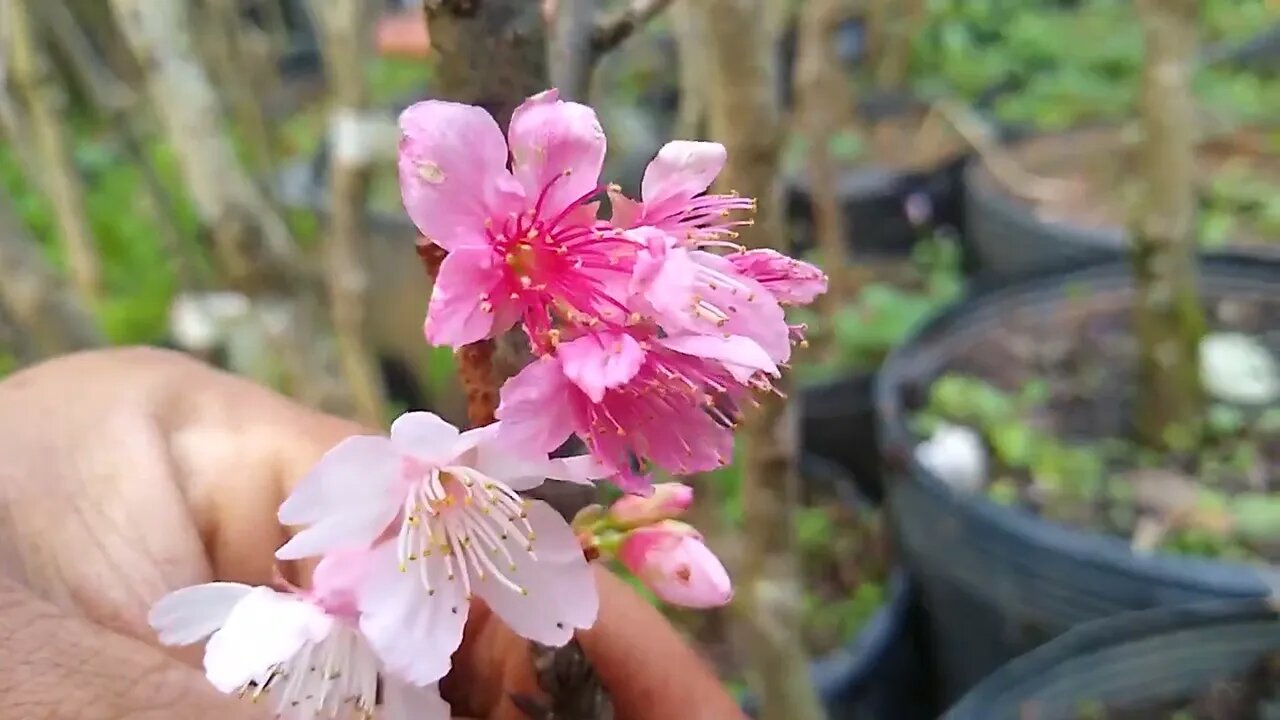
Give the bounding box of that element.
[875,255,1280,597]
[942,596,1280,719]
[965,127,1280,261]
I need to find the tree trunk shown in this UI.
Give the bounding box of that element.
[671,0,709,139]
[867,0,922,92]
[0,191,103,359]
[795,0,856,336]
[548,0,594,102]
[692,1,824,718]
[1132,0,1206,450]
[311,0,391,429]
[6,0,103,308]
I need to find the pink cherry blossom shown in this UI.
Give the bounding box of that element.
[496,329,776,492]
[607,482,693,527]
[400,90,639,351]
[617,520,733,609]
[630,228,792,365]
[275,412,604,685]
[610,141,756,246]
[725,248,828,305]
[148,553,450,720]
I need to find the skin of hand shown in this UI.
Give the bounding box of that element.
[0,347,745,720]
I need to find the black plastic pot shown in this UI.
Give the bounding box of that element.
[741,455,937,720]
[943,599,1280,720]
[800,374,884,503]
[875,255,1280,704]
[964,128,1280,281]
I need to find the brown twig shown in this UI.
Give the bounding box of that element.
[591,0,675,56]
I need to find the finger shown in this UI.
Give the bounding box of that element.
[0,576,265,720]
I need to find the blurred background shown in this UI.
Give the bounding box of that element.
[1,1,1279,718]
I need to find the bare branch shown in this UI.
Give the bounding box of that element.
[591,0,674,57]
[548,0,595,101]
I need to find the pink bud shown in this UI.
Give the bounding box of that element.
[608,483,694,527]
[618,521,733,608]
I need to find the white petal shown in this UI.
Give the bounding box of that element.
[389,412,463,463]
[148,582,254,646]
[203,588,334,694]
[357,544,467,686]
[525,501,587,562]
[278,435,401,526]
[477,551,598,647]
[275,499,402,560]
[381,679,452,720]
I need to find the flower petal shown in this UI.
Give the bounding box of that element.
[476,536,597,646]
[525,500,586,562]
[399,100,516,250]
[278,435,401,526]
[148,582,254,646]
[659,334,778,383]
[358,544,466,686]
[496,357,579,453]
[641,141,727,209]
[424,247,511,348]
[203,587,334,693]
[381,679,452,720]
[389,411,462,461]
[508,89,606,218]
[557,331,646,403]
[726,249,828,305]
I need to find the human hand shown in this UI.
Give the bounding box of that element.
[0,347,744,720]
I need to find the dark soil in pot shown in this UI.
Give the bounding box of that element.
[966,126,1280,279]
[876,257,1280,704]
[664,456,936,720]
[942,599,1280,720]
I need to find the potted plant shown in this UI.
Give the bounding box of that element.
[876,0,1280,703]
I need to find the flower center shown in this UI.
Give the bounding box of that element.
[396,468,539,601]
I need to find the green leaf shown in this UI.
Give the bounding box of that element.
[1231,494,1280,540]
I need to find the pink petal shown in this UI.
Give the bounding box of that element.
[382,679,452,720]
[399,100,520,250]
[475,505,598,645]
[309,549,373,619]
[278,435,400,525]
[496,357,579,453]
[389,411,462,461]
[608,187,644,229]
[557,331,646,403]
[659,334,778,383]
[727,249,828,305]
[358,544,467,686]
[689,251,792,363]
[641,141,727,209]
[203,588,334,693]
[424,247,512,348]
[619,527,732,609]
[508,89,606,218]
[148,582,253,646]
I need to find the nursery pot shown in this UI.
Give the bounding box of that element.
[875,255,1280,703]
[740,455,936,720]
[964,126,1280,281]
[942,599,1280,720]
[800,374,884,503]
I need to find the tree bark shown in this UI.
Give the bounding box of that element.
[5,0,103,308]
[867,0,923,91]
[311,0,391,430]
[795,0,856,333]
[671,0,709,139]
[1132,0,1206,450]
[0,191,103,360]
[691,1,824,719]
[548,0,594,102]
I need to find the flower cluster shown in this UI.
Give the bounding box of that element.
[151,412,606,720]
[150,89,823,719]
[401,89,826,492]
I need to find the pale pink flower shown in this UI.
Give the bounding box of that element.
[725,248,828,305]
[607,482,694,527]
[630,228,792,365]
[147,553,450,720]
[617,520,733,609]
[399,89,638,350]
[610,141,755,246]
[497,329,775,492]
[275,412,604,685]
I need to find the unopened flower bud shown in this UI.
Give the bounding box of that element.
[608,483,694,528]
[617,520,732,609]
